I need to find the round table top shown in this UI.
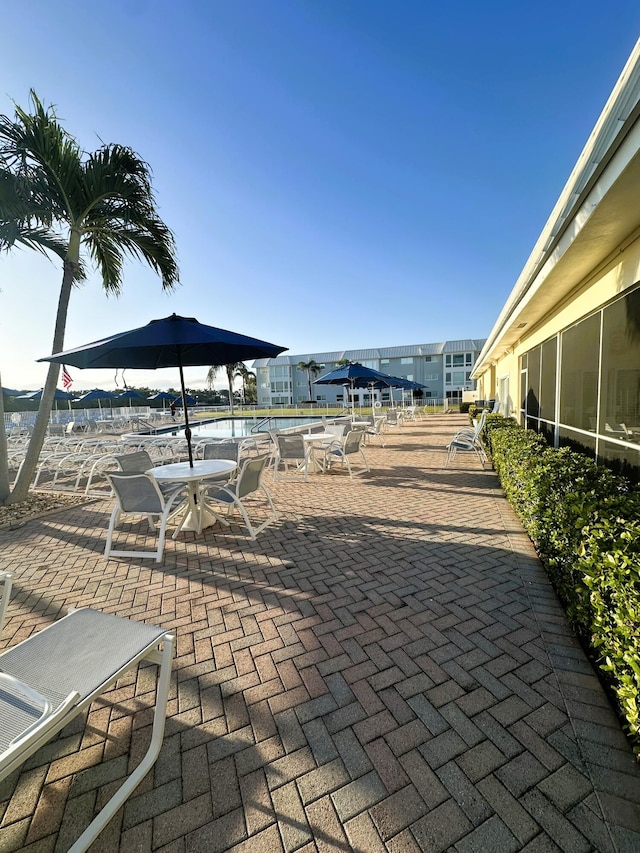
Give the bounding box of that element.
[302,432,338,441]
[147,459,237,481]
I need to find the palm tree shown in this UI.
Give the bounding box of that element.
[297,359,324,402]
[207,362,244,415]
[0,92,178,503]
[234,363,256,405]
[244,372,257,404]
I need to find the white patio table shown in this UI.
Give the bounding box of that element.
[302,432,339,473]
[147,459,237,537]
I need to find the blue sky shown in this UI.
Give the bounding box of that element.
[1,1,639,391]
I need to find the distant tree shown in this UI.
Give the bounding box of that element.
[207,362,244,415]
[297,359,324,402]
[234,363,256,405]
[0,91,178,504]
[244,372,257,404]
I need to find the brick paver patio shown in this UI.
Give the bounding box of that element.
[1,414,639,852]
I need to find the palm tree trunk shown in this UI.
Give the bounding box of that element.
[8,250,76,503]
[226,365,235,416]
[0,375,10,502]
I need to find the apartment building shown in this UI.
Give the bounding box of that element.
[253,339,486,407]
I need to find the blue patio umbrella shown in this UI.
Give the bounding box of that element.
[314,363,403,413]
[147,391,175,410]
[78,388,119,402]
[39,313,287,466]
[116,389,146,409]
[175,393,197,406]
[17,388,75,402]
[148,391,175,401]
[17,388,75,414]
[369,375,427,406]
[78,388,119,417]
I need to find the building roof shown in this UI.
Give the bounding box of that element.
[252,339,487,367]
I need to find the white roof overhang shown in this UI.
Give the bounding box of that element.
[473,39,640,373]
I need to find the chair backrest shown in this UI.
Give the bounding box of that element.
[276,433,306,459]
[473,410,488,438]
[235,454,269,499]
[325,424,346,440]
[386,411,398,424]
[343,430,365,454]
[203,442,239,462]
[115,450,154,473]
[106,472,164,514]
[0,572,13,635]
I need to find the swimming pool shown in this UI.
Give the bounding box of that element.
[162,416,322,439]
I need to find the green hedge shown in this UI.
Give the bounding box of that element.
[484,416,640,753]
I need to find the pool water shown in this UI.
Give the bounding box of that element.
[169,416,322,439]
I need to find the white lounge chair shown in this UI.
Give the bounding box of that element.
[0,606,174,853]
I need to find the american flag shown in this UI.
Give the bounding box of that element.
[62,365,73,391]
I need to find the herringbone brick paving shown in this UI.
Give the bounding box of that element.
[0,415,639,852]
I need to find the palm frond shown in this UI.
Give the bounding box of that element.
[0,92,83,217]
[85,218,178,291]
[85,232,124,294]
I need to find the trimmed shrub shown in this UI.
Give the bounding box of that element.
[485,417,640,754]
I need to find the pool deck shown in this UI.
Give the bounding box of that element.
[0,414,639,852]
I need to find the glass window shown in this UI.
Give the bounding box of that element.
[540,337,557,422]
[452,354,464,366]
[425,356,432,362]
[445,372,452,383]
[599,290,640,436]
[452,371,465,384]
[526,346,541,424]
[465,353,472,366]
[598,439,640,484]
[558,426,596,456]
[445,355,451,367]
[426,373,439,381]
[400,357,413,365]
[560,313,600,430]
[520,368,527,414]
[381,359,389,364]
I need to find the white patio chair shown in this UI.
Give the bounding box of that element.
[202,441,239,463]
[366,416,387,446]
[0,606,174,853]
[273,433,308,481]
[104,472,185,562]
[384,410,401,429]
[322,429,370,478]
[445,412,488,467]
[0,571,13,634]
[202,454,278,539]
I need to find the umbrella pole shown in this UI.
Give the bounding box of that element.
[179,363,194,467]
